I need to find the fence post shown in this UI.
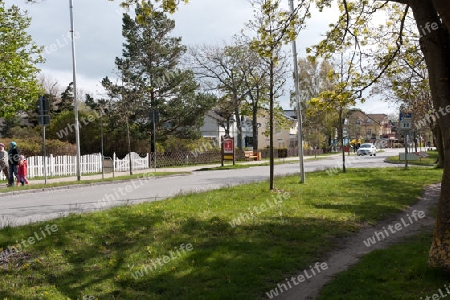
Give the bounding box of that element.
[49,154,54,177]
[99,152,103,174]
[113,152,116,177]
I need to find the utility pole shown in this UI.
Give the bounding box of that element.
[289,0,305,183]
[151,109,158,172]
[100,108,104,179]
[69,0,81,180]
[37,96,50,184]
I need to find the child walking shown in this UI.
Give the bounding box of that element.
[17,155,28,186]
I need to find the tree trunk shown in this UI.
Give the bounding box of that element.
[433,123,445,168]
[327,134,332,153]
[339,108,346,173]
[126,116,133,175]
[252,100,259,151]
[431,0,450,32]
[225,119,231,136]
[269,60,275,190]
[410,0,450,270]
[234,99,243,150]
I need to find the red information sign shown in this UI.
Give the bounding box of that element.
[223,139,234,154]
[221,136,235,166]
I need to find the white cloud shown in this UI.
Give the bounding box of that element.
[354,99,399,116]
[39,68,106,99]
[7,0,395,115]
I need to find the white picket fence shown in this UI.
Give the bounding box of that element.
[0,152,150,180]
[112,152,150,172]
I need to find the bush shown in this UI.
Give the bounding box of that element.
[0,138,76,157]
[10,126,41,139]
[163,136,219,153]
[278,148,288,158]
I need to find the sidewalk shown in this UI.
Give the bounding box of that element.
[3,156,307,187]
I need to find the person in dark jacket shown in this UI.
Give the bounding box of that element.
[8,141,20,187]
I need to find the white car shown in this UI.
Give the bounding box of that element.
[357,143,377,156]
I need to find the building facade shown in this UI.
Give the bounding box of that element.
[346,109,392,146]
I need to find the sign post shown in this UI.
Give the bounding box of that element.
[221,136,235,166]
[150,109,159,172]
[399,111,413,131]
[399,108,414,169]
[37,96,50,184]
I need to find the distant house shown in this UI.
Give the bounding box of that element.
[200,109,299,150]
[283,110,300,148]
[199,111,227,143]
[199,111,252,148]
[367,113,392,138]
[257,111,296,149]
[346,109,392,146]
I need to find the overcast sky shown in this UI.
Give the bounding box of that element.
[7,0,399,115]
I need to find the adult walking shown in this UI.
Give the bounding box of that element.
[8,141,20,187]
[0,143,9,185]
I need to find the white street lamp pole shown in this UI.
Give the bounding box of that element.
[289,0,305,183]
[69,0,81,180]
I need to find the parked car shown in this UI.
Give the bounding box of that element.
[357,143,377,156]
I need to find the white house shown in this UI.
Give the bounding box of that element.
[199,111,252,149]
[199,111,226,142]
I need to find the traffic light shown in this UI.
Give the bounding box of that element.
[36,96,50,126]
[36,96,49,114]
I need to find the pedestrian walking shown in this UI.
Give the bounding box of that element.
[8,141,20,187]
[17,155,29,186]
[0,143,9,184]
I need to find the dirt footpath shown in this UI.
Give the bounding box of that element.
[274,183,441,300]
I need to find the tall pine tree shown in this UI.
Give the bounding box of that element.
[103,1,216,142]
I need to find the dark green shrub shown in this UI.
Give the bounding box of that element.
[0,138,76,157]
[278,148,288,158]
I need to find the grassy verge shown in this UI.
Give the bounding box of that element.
[196,160,294,171]
[386,150,438,166]
[150,153,336,170]
[196,156,332,171]
[317,231,449,299]
[0,171,189,193]
[0,167,443,299]
[196,163,261,171]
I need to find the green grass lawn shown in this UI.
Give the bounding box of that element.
[0,167,443,299]
[196,163,259,171]
[386,150,438,166]
[196,160,295,171]
[196,155,332,171]
[317,231,450,300]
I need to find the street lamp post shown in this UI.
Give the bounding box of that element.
[229,116,236,166]
[69,0,81,180]
[289,0,305,183]
[100,108,104,179]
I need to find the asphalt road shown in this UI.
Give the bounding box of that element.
[0,148,403,227]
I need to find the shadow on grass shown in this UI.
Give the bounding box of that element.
[0,211,356,298]
[317,232,450,300]
[0,168,443,299]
